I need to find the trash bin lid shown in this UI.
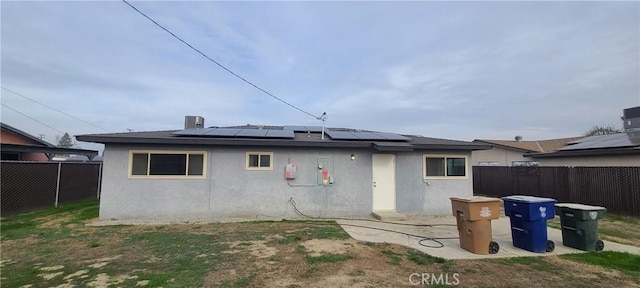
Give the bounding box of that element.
[555,203,606,211]
[450,196,501,203]
[502,195,556,203]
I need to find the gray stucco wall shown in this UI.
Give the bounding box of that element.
[395,151,473,215]
[100,144,473,220]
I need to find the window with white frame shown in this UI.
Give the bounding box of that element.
[423,155,468,179]
[246,152,273,170]
[129,150,206,178]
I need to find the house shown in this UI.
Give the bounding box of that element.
[76,117,490,221]
[0,123,98,161]
[473,107,640,167]
[526,132,640,166]
[472,136,581,166]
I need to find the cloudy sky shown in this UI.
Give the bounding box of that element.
[2,1,639,152]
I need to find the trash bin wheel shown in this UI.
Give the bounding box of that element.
[489,241,499,254]
[545,240,555,252]
[595,239,605,251]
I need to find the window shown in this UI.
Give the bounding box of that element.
[246,152,273,170]
[129,150,206,178]
[423,155,468,179]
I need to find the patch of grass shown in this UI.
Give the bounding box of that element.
[277,235,302,244]
[0,200,98,240]
[305,253,353,264]
[604,215,639,225]
[382,250,402,265]
[598,227,631,239]
[220,273,256,288]
[406,249,446,265]
[295,245,306,254]
[560,251,640,276]
[305,225,350,240]
[88,241,100,248]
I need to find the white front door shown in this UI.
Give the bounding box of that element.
[372,154,396,211]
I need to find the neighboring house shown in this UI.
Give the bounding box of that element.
[76,117,490,221]
[472,137,581,166]
[474,107,640,167]
[1,122,99,161]
[527,132,640,167]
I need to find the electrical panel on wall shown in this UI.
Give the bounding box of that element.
[285,163,297,179]
[317,158,331,186]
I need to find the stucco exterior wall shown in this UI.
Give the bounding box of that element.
[395,151,473,215]
[472,147,529,166]
[537,155,640,167]
[99,144,474,220]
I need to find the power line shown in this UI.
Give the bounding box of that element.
[121,0,324,121]
[1,103,64,134]
[1,86,111,132]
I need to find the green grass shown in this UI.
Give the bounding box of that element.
[406,248,446,265]
[560,251,640,276]
[0,200,99,240]
[382,250,402,265]
[598,227,631,239]
[604,215,639,225]
[220,273,256,288]
[305,253,353,264]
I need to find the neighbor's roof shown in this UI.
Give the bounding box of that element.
[76,125,490,152]
[528,132,640,158]
[1,122,56,147]
[473,137,582,153]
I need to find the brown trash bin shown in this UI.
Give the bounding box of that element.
[450,196,502,254]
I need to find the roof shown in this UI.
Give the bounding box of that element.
[0,144,99,158]
[0,122,56,147]
[473,137,582,153]
[76,125,490,152]
[528,132,640,158]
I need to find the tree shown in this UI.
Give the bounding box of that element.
[585,125,621,136]
[57,133,74,148]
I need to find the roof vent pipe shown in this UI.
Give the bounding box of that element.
[515,135,523,142]
[319,112,327,140]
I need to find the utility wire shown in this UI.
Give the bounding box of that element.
[1,103,64,134]
[121,0,324,120]
[1,86,111,132]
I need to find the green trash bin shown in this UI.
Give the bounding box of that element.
[555,203,606,251]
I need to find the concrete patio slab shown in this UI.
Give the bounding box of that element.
[337,216,640,260]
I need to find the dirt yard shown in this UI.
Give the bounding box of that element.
[1,202,639,287]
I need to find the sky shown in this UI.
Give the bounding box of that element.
[2,1,639,153]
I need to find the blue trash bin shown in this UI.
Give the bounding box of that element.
[502,195,556,253]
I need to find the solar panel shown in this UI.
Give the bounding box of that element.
[351,131,385,140]
[560,133,638,150]
[283,125,324,132]
[265,129,295,138]
[172,128,210,136]
[375,132,411,141]
[235,129,268,137]
[204,128,242,136]
[325,130,359,140]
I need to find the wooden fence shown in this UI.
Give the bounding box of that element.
[473,166,640,216]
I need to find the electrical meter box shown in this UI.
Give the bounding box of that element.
[285,164,297,179]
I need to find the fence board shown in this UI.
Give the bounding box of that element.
[473,166,640,216]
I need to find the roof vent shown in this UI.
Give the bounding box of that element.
[515,135,523,142]
[185,116,205,129]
